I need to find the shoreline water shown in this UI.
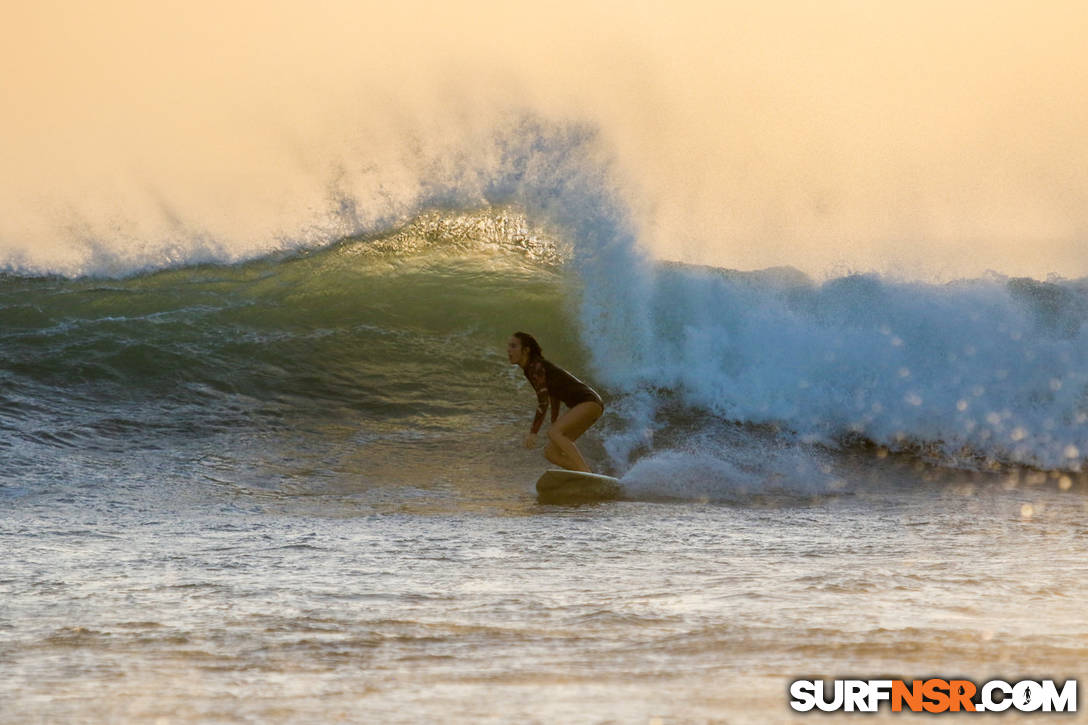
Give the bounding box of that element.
[4,457,1084,722]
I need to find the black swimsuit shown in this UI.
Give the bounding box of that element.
[523,357,603,434]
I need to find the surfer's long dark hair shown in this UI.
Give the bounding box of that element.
[513,331,543,361]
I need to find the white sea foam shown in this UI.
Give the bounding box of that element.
[582,259,1088,472]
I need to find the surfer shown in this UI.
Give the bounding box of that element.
[508,332,604,473]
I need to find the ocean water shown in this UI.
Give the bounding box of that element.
[2,205,1087,723]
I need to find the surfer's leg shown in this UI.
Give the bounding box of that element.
[543,442,578,470]
[545,401,603,472]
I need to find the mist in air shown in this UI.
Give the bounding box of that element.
[2,0,1086,279]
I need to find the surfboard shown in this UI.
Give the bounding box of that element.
[535,469,622,504]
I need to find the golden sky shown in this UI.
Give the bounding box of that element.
[2,1,1086,277]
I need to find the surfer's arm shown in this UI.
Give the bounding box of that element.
[526,359,550,434]
[530,388,549,434]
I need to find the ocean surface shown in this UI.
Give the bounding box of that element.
[3,208,1087,723]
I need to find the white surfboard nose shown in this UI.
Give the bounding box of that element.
[535,469,621,504]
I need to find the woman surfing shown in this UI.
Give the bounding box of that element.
[507,332,604,473]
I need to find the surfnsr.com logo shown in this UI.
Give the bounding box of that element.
[789,679,1077,713]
